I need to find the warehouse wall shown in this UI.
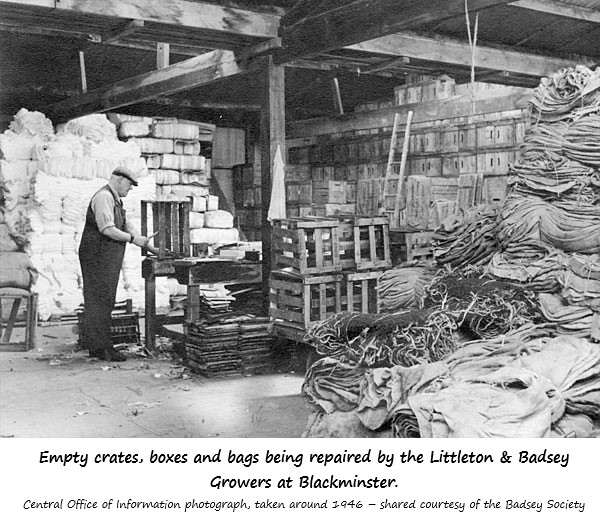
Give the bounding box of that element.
[283,79,533,231]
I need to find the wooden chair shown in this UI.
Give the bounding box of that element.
[0,288,38,351]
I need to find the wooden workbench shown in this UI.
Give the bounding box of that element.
[141,256,262,351]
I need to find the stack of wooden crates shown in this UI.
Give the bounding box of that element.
[269,215,391,341]
[285,78,528,265]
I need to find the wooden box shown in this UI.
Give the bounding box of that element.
[286,181,313,204]
[285,164,312,181]
[343,270,383,314]
[441,127,460,153]
[312,180,347,204]
[141,199,191,259]
[269,270,343,329]
[271,217,341,275]
[442,155,460,177]
[425,157,443,177]
[405,231,435,263]
[476,149,516,176]
[458,153,478,174]
[458,124,477,150]
[335,215,391,271]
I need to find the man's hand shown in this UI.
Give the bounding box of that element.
[132,235,150,248]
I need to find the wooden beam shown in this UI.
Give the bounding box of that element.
[42,49,251,123]
[287,87,532,138]
[102,19,144,45]
[347,33,595,78]
[278,0,511,62]
[0,0,279,38]
[281,0,331,26]
[152,97,261,111]
[510,0,600,24]
[0,21,101,41]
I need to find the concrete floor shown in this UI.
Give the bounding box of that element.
[0,322,310,438]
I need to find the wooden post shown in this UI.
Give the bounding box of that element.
[331,76,344,114]
[79,51,87,93]
[260,56,285,312]
[157,42,170,69]
[144,265,156,352]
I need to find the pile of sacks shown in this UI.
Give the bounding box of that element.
[303,329,600,438]
[488,66,600,337]
[0,109,170,318]
[111,114,239,249]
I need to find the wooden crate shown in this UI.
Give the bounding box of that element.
[269,270,343,329]
[141,199,191,259]
[312,180,347,204]
[458,123,477,150]
[335,215,391,271]
[271,217,341,275]
[285,164,312,181]
[286,181,312,204]
[343,271,383,314]
[404,231,435,262]
[441,127,459,152]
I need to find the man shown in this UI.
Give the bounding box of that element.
[79,166,156,361]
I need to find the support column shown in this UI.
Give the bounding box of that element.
[260,56,286,313]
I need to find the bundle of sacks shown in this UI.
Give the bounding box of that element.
[0,109,170,319]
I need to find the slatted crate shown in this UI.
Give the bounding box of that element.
[78,310,141,346]
[269,270,343,330]
[342,271,383,314]
[141,199,191,259]
[335,215,391,271]
[405,231,435,262]
[271,217,341,275]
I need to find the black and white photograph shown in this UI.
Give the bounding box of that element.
[0,0,599,519]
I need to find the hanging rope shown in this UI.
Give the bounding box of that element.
[464,0,479,115]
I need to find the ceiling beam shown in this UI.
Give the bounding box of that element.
[347,32,596,79]
[41,49,253,123]
[102,19,144,45]
[278,0,511,63]
[1,83,261,111]
[510,0,600,23]
[0,0,279,39]
[288,86,531,138]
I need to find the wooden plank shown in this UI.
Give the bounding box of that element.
[157,42,170,69]
[0,0,279,38]
[278,0,511,62]
[2,298,20,342]
[361,280,369,314]
[510,0,600,23]
[43,49,250,122]
[347,33,593,78]
[78,51,87,93]
[102,19,144,45]
[288,87,532,138]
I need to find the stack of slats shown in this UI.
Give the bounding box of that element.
[185,315,273,377]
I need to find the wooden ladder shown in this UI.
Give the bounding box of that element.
[379,111,413,227]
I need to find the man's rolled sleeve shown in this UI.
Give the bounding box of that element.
[90,191,116,233]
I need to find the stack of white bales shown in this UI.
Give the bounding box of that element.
[111,114,239,248]
[0,110,169,319]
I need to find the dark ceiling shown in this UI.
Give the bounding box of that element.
[0,0,599,128]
